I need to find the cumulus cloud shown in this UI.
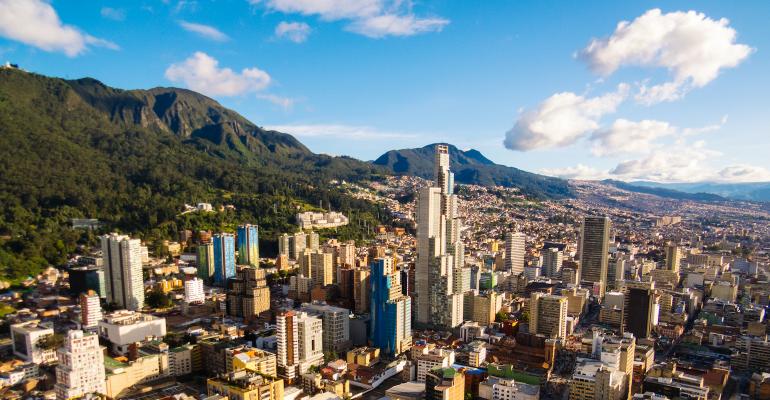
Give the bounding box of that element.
[580,9,753,104]
[590,119,676,156]
[264,124,420,140]
[275,21,311,43]
[0,0,118,57]
[100,7,126,21]
[253,0,448,38]
[608,141,720,182]
[165,52,271,97]
[504,84,628,151]
[257,93,296,109]
[179,21,229,42]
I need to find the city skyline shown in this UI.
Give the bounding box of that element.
[1,1,768,183]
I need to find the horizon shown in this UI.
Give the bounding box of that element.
[1,1,769,184]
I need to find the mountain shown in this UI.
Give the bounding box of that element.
[601,180,726,202]
[629,181,770,202]
[0,68,385,281]
[373,144,573,199]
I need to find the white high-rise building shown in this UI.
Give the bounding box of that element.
[54,330,106,400]
[184,278,205,304]
[505,232,526,275]
[79,291,102,329]
[101,233,145,310]
[415,145,464,329]
[11,321,57,364]
[276,311,324,381]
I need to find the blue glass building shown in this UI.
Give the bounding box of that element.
[369,258,412,356]
[213,233,236,286]
[237,224,259,266]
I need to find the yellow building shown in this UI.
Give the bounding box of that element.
[346,347,380,367]
[207,370,284,400]
[104,354,165,399]
[227,347,277,377]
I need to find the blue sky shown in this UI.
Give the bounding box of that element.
[1,0,768,182]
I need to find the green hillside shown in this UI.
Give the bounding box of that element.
[0,68,386,282]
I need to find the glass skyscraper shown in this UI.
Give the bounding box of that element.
[237,224,259,266]
[370,258,412,356]
[213,233,236,286]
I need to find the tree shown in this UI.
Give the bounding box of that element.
[38,333,64,350]
[146,290,173,309]
[495,311,509,322]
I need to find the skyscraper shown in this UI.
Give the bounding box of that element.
[529,292,568,339]
[213,233,236,286]
[197,242,215,281]
[504,232,526,275]
[542,247,563,278]
[101,233,145,310]
[276,311,323,382]
[237,224,259,266]
[664,243,681,273]
[579,216,611,298]
[54,330,106,400]
[625,285,655,340]
[370,258,412,356]
[415,145,464,329]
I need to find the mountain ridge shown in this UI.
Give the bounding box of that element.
[373,143,573,199]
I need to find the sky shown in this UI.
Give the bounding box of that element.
[1,0,769,183]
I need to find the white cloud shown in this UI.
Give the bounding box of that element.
[608,140,721,182]
[590,119,676,156]
[715,165,770,183]
[100,7,126,21]
[264,124,419,140]
[257,93,296,109]
[0,0,118,57]
[275,21,311,43]
[346,14,448,38]
[580,9,753,104]
[504,84,628,151]
[165,52,271,97]
[179,21,229,42]
[253,0,449,38]
[540,164,610,181]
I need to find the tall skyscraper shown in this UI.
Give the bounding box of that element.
[664,243,681,273]
[237,224,259,266]
[353,268,371,314]
[213,233,236,286]
[370,258,412,356]
[276,311,323,381]
[415,145,464,329]
[101,233,145,310]
[625,284,655,340]
[542,247,563,278]
[579,216,611,298]
[529,292,568,339]
[79,291,102,329]
[196,242,215,281]
[504,232,526,275]
[54,330,106,400]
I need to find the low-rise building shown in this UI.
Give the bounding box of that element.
[98,310,167,355]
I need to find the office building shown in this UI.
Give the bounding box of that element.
[207,370,284,400]
[68,265,106,298]
[276,311,324,381]
[80,290,102,329]
[425,367,465,400]
[184,277,205,304]
[579,216,611,298]
[11,321,57,364]
[102,233,145,310]
[301,250,333,287]
[463,290,502,326]
[505,232,526,275]
[529,293,568,339]
[226,266,270,321]
[354,268,371,313]
[370,258,412,356]
[237,224,260,266]
[301,302,352,353]
[98,310,166,355]
[213,233,236,286]
[54,330,106,400]
[415,145,464,329]
[664,243,681,273]
[415,348,455,382]
[625,285,655,340]
[542,247,563,278]
[197,242,215,281]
